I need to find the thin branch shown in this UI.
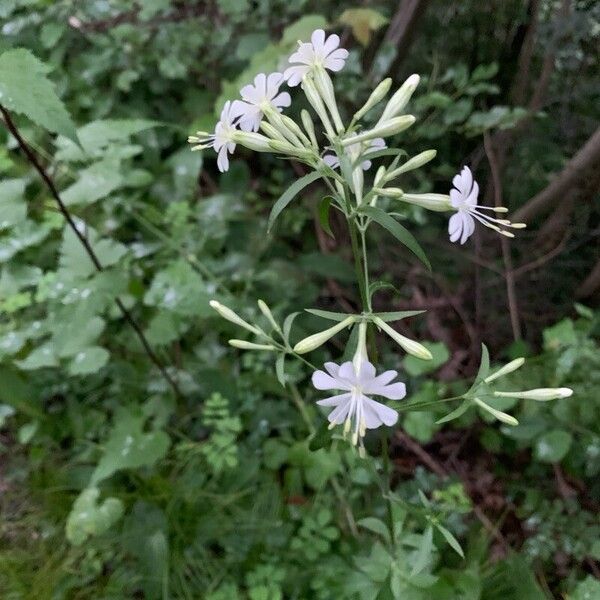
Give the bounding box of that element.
[483,131,522,341]
[0,105,182,398]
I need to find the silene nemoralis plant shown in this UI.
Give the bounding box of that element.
[189,29,572,457]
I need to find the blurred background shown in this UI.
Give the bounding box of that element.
[0,1,598,599]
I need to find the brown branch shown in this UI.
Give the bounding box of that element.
[0,106,182,398]
[514,126,600,223]
[484,132,522,341]
[576,258,600,299]
[511,0,542,105]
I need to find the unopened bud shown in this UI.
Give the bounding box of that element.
[281,114,312,147]
[494,388,573,401]
[373,317,432,360]
[232,131,271,152]
[293,316,356,354]
[302,76,336,138]
[229,339,276,351]
[399,193,452,212]
[484,358,525,383]
[353,78,392,122]
[210,300,262,335]
[343,115,415,146]
[269,139,313,159]
[257,299,281,333]
[386,150,437,180]
[260,121,287,142]
[378,74,420,124]
[313,66,344,132]
[301,109,318,147]
[474,397,519,426]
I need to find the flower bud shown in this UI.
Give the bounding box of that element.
[229,339,276,351]
[293,316,356,354]
[385,150,437,180]
[373,317,432,360]
[352,322,368,372]
[484,357,525,383]
[232,131,271,152]
[313,66,344,133]
[374,166,386,187]
[257,299,281,333]
[269,140,313,159]
[210,300,262,335]
[342,115,415,146]
[377,74,420,125]
[260,121,287,142]
[398,193,452,212]
[494,388,573,401]
[474,397,519,426]
[301,109,318,147]
[302,76,336,138]
[353,78,392,122]
[281,114,312,147]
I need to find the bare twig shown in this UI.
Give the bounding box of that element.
[0,105,182,398]
[483,131,522,341]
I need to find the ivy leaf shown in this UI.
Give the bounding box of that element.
[90,410,171,485]
[65,487,124,546]
[0,48,78,143]
[268,171,322,231]
[359,205,431,271]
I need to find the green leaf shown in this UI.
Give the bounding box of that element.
[435,523,465,558]
[317,196,335,238]
[436,400,472,425]
[65,487,124,546]
[68,346,110,375]
[571,577,600,600]
[0,178,26,230]
[91,410,171,485]
[354,148,407,168]
[357,517,391,545]
[359,205,431,270]
[534,429,572,463]
[305,308,355,322]
[268,171,322,231]
[403,342,450,376]
[373,310,426,322]
[16,342,58,370]
[411,525,433,576]
[0,48,77,142]
[275,353,286,387]
[53,314,105,358]
[62,159,123,206]
[465,343,490,395]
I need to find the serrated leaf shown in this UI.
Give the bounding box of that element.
[359,205,431,271]
[91,410,171,485]
[317,196,335,238]
[65,487,124,546]
[0,48,77,142]
[268,171,322,231]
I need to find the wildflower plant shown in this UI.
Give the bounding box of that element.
[190,29,572,454]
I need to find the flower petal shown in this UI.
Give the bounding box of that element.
[284,65,308,86]
[357,360,376,382]
[322,33,340,55]
[327,398,352,424]
[460,213,475,244]
[272,91,291,109]
[337,361,356,382]
[312,369,343,390]
[448,212,463,242]
[316,392,351,407]
[364,370,397,390]
[362,396,398,428]
[323,361,341,377]
[311,29,326,52]
[373,382,406,400]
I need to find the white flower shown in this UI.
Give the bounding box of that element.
[188,101,243,172]
[284,29,349,86]
[312,359,405,446]
[323,137,386,171]
[448,166,525,244]
[234,72,291,132]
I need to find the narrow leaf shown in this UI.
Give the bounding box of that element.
[267,171,321,231]
[371,310,425,322]
[436,399,472,424]
[282,311,299,342]
[317,196,335,238]
[354,147,407,168]
[435,523,465,558]
[411,525,433,576]
[357,517,391,545]
[275,353,286,387]
[359,205,431,270]
[305,308,355,322]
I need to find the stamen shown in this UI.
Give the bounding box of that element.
[343,417,351,435]
[328,421,336,430]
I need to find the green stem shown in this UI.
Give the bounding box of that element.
[348,219,369,310]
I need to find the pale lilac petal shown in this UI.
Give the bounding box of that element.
[239,111,262,132]
[311,29,326,51]
[357,360,376,382]
[284,65,308,86]
[289,44,313,66]
[465,180,479,207]
[327,399,352,424]
[448,212,463,242]
[316,392,351,407]
[362,396,399,428]
[272,91,291,110]
[323,154,339,168]
[460,213,475,244]
[371,382,406,400]
[322,33,340,55]
[323,362,340,377]
[449,188,462,208]
[254,73,267,97]
[364,370,397,390]
[337,361,356,382]
[240,84,260,104]
[324,57,346,72]
[266,72,284,96]
[217,147,230,172]
[312,369,342,390]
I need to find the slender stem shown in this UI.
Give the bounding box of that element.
[348,219,369,309]
[289,382,316,436]
[0,105,182,398]
[381,433,395,546]
[360,225,372,312]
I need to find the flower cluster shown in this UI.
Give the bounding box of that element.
[193,28,571,450]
